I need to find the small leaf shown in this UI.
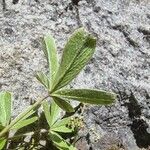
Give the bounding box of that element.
[11,108,37,129]
[42,101,51,127]
[20,109,36,121]
[0,125,4,131]
[11,116,38,130]
[53,97,74,112]
[0,138,6,150]
[36,72,50,89]
[52,89,116,105]
[0,91,12,126]
[43,101,61,127]
[49,131,76,150]
[50,101,61,126]
[51,117,73,133]
[43,35,59,87]
[52,117,70,128]
[51,28,96,92]
[51,125,73,133]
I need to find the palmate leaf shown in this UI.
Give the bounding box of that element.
[51,28,96,92]
[0,92,12,126]
[49,131,76,150]
[52,89,116,105]
[36,72,50,89]
[43,102,73,133]
[43,35,59,88]
[43,101,60,127]
[53,97,74,112]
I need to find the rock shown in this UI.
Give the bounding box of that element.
[0,0,150,149]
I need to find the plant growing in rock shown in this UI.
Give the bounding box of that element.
[0,28,116,149]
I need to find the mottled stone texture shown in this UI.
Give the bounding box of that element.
[0,0,150,149]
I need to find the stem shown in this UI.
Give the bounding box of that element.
[0,95,49,138]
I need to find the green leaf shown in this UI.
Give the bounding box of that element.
[42,101,51,127]
[51,28,96,92]
[10,107,37,130]
[49,131,76,150]
[52,89,116,105]
[0,91,12,126]
[0,138,6,150]
[51,117,73,133]
[43,35,59,87]
[49,101,61,126]
[36,72,50,89]
[0,125,4,131]
[53,97,74,112]
[51,125,73,133]
[20,109,36,121]
[52,117,70,128]
[11,116,38,130]
[43,101,61,127]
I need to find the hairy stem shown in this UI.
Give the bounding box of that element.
[0,95,49,138]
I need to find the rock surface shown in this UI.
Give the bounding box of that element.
[0,0,150,149]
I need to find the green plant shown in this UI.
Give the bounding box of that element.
[0,28,116,150]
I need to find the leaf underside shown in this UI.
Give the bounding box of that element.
[52,89,116,105]
[53,97,74,112]
[0,92,12,126]
[51,28,96,92]
[36,72,50,89]
[43,35,59,88]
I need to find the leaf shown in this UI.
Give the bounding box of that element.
[51,125,73,133]
[10,107,37,130]
[51,28,96,92]
[0,125,4,131]
[49,131,76,150]
[51,117,73,133]
[49,101,61,126]
[42,101,51,127]
[52,117,70,128]
[52,89,116,105]
[0,91,12,126]
[11,116,38,130]
[20,109,36,121]
[0,138,6,150]
[43,101,61,127]
[43,35,59,87]
[36,72,50,89]
[53,97,74,112]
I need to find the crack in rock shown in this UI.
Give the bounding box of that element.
[123,91,150,148]
[111,25,139,48]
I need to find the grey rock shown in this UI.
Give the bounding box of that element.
[0,0,150,149]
